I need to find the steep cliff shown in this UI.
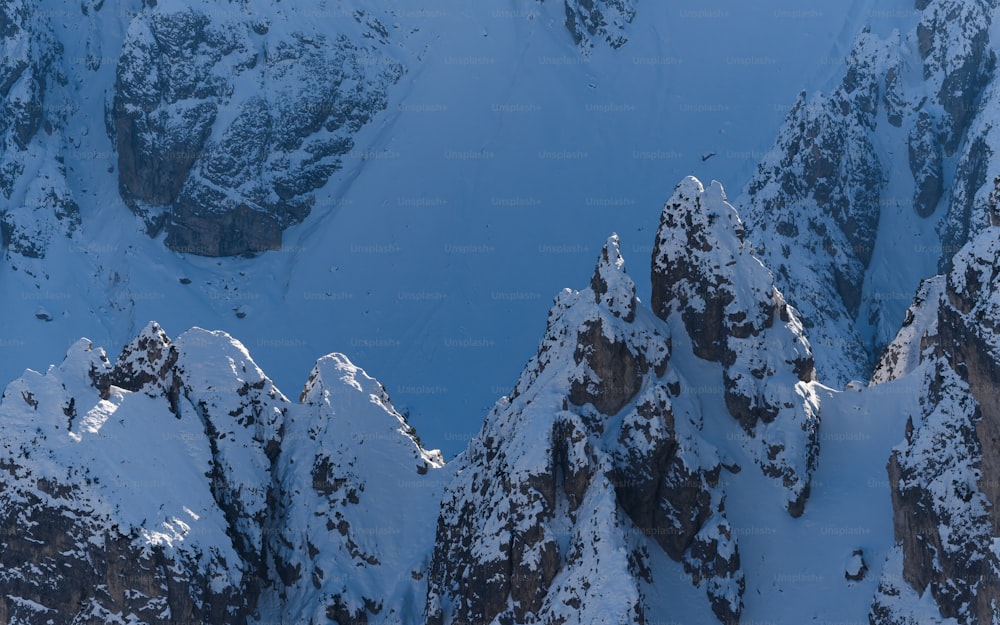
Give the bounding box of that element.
[871,227,1000,625]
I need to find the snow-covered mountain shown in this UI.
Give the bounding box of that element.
[424,178,825,625]
[8,173,999,625]
[0,178,830,624]
[5,0,1000,623]
[740,0,999,386]
[869,227,1000,625]
[0,320,445,623]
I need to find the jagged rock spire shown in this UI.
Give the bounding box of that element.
[650,176,820,517]
[106,320,177,396]
[591,233,637,322]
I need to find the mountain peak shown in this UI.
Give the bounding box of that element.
[106,320,177,398]
[300,351,443,466]
[591,233,637,322]
[651,176,819,516]
[301,352,373,404]
[651,176,767,362]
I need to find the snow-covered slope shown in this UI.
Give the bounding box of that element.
[264,352,447,625]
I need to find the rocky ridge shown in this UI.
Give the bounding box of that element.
[0,321,443,625]
[562,0,637,50]
[0,173,829,625]
[741,0,999,385]
[870,226,1000,625]
[110,1,404,256]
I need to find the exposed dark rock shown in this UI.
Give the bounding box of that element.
[0,0,80,261]
[908,110,944,217]
[882,61,905,127]
[916,0,995,156]
[111,7,403,256]
[105,320,177,396]
[570,318,644,414]
[844,548,867,581]
[686,517,744,623]
[166,200,282,256]
[563,0,636,49]
[0,479,248,624]
[873,227,1000,624]
[652,177,820,516]
[939,135,992,273]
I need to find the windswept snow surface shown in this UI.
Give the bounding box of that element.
[3,0,885,457]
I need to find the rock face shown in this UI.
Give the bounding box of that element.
[0,0,80,261]
[563,0,637,49]
[0,321,444,625]
[742,0,998,385]
[914,0,995,158]
[742,29,890,385]
[426,180,822,625]
[923,0,998,274]
[110,4,403,256]
[652,177,821,516]
[870,227,1000,625]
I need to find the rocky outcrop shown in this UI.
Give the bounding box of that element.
[1,161,81,260]
[871,227,1000,624]
[742,29,891,386]
[0,478,245,625]
[844,549,868,582]
[652,177,821,516]
[908,111,944,219]
[872,360,995,625]
[110,5,403,256]
[914,0,994,157]
[0,0,56,157]
[923,0,996,272]
[906,0,995,231]
[563,0,637,50]
[0,0,80,261]
[871,275,945,384]
[570,238,651,413]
